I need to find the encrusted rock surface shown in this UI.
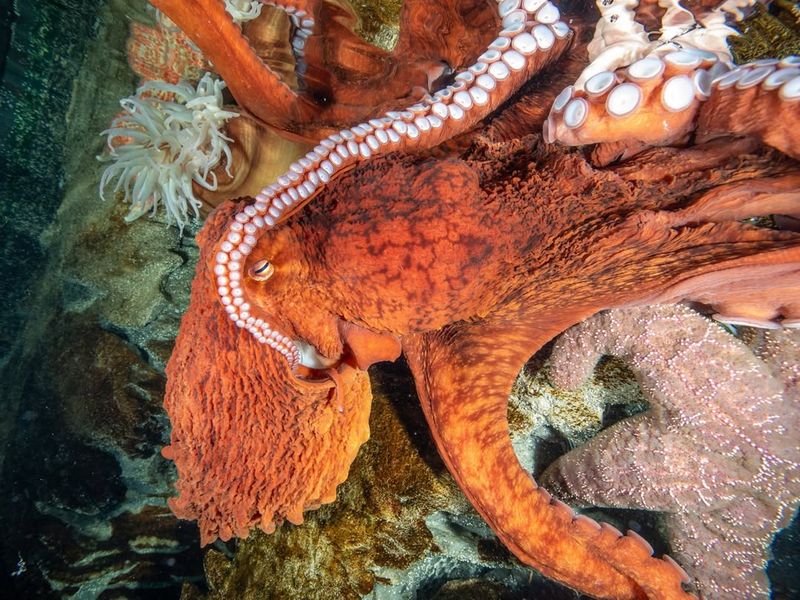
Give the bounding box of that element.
[0,1,204,597]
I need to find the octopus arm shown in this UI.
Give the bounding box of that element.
[152,0,320,129]
[625,184,800,327]
[402,312,693,600]
[696,60,800,160]
[547,56,800,159]
[153,0,573,146]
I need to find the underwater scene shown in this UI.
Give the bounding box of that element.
[1,0,799,598]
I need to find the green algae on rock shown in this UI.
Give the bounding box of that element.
[730,2,800,63]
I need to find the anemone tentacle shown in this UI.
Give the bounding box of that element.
[100,73,238,230]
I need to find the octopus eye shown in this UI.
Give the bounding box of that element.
[250,259,275,281]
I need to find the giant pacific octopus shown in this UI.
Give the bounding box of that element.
[155,0,800,597]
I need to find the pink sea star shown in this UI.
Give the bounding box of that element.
[541,304,800,597]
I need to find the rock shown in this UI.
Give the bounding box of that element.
[0,1,204,597]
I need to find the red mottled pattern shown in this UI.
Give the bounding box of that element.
[164,203,372,544]
[127,16,207,87]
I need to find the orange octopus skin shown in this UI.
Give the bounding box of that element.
[164,208,376,544]
[154,0,800,596]
[696,62,800,160]
[149,0,492,140]
[167,127,800,599]
[150,0,571,143]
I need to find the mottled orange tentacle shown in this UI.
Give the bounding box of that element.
[696,60,800,160]
[151,0,320,129]
[403,314,692,600]
[666,173,800,222]
[155,0,574,146]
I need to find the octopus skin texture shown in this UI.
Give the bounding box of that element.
[151,0,536,141]
[164,212,375,545]
[168,142,800,599]
[156,0,800,598]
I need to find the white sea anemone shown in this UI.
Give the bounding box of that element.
[99,73,239,230]
[225,0,263,24]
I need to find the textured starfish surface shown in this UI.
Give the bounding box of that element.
[540,305,800,597]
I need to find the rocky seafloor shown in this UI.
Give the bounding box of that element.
[0,1,798,599]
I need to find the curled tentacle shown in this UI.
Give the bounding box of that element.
[696,57,800,159]
[403,315,695,600]
[544,49,727,147]
[543,0,766,150]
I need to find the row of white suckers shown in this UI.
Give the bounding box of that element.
[548,53,800,133]
[265,3,315,76]
[214,0,571,366]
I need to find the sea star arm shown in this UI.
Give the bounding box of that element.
[541,411,684,510]
[403,313,694,600]
[540,306,781,514]
[540,305,800,597]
